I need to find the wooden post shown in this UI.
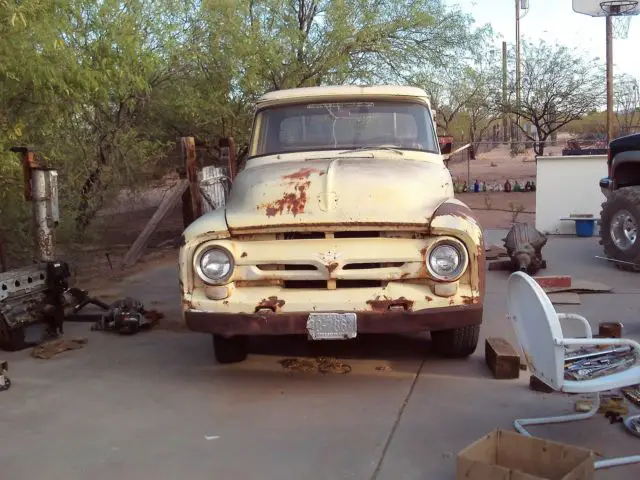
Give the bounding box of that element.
[502,41,509,144]
[466,147,471,188]
[181,137,202,227]
[10,146,39,200]
[121,180,189,268]
[219,137,237,181]
[178,168,192,229]
[0,231,6,273]
[606,15,614,144]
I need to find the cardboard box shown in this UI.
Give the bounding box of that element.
[456,429,594,480]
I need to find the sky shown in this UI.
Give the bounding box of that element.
[445,0,640,81]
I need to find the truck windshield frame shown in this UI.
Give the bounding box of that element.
[248,99,440,159]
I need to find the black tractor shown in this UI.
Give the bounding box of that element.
[599,133,640,272]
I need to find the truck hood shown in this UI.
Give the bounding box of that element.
[225,156,453,230]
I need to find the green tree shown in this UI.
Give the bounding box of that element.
[0,0,492,265]
[158,0,492,160]
[504,39,606,156]
[615,73,640,136]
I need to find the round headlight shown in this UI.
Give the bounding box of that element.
[427,242,467,281]
[196,247,234,284]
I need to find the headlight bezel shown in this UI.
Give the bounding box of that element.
[194,245,235,285]
[426,238,469,282]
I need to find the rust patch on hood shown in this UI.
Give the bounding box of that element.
[263,187,309,217]
[257,296,285,311]
[367,296,414,312]
[327,262,339,274]
[282,167,320,180]
[260,167,321,217]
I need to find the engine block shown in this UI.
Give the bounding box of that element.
[0,264,48,349]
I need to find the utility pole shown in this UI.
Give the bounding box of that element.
[606,15,614,143]
[502,41,508,144]
[515,0,522,146]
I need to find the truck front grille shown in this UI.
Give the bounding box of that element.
[231,230,427,290]
[282,280,387,289]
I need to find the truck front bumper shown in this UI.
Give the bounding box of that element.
[182,280,483,337]
[184,304,482,337]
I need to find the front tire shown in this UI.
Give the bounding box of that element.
[600,186,640,272]
[212,334,248,364]
[431,324,480,358]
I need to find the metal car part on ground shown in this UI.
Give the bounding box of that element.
[502,223,548,275]
[0,360,10,392]
[91,297,161,335]
[0,147,115,352]
[0,261,113,351]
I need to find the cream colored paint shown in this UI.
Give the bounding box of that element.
[256,85,432,108]
[535,155,608,235]
[225,156,453,229]
[187,281,474,315]
[191,237,451,284]
[179,86,485,321]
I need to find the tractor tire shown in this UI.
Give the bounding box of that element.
[212,334,248,364]
[430,324,480,358]
[600,186,640,272]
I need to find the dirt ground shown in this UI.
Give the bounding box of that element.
[446,135,570,230]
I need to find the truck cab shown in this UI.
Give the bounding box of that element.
[179,85,485,363]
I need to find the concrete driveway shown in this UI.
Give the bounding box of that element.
[1,231,639,480]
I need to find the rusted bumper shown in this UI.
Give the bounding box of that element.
[184,304,482,337]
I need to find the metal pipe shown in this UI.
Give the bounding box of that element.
[606,15,614,143]
[515,0,521,145]
[502,41,508,144]
[31,169,58,262]
[565,345,632,362]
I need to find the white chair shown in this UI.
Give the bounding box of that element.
[507,271,640,470]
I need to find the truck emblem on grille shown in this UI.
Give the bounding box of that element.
[312,251,343,264]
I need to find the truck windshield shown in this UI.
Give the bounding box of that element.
[249,100,439,158]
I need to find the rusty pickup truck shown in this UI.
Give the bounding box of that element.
[179,85,485,363]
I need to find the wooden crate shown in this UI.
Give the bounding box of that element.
[456,429,594,480]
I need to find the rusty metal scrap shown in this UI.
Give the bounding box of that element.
[501,223,548,275]
[624,415,640,437]
[0,360,9,391]
[31,337,88,360]
[622,386,640,407]
[91,297,159,335]
[564,345,637,381]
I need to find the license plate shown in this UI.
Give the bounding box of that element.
[306,313,357,341]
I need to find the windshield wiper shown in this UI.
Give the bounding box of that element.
[338,146,404,156]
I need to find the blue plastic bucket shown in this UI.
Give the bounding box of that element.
[575,219,595,237]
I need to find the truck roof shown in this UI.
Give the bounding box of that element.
[256,85,431,107]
